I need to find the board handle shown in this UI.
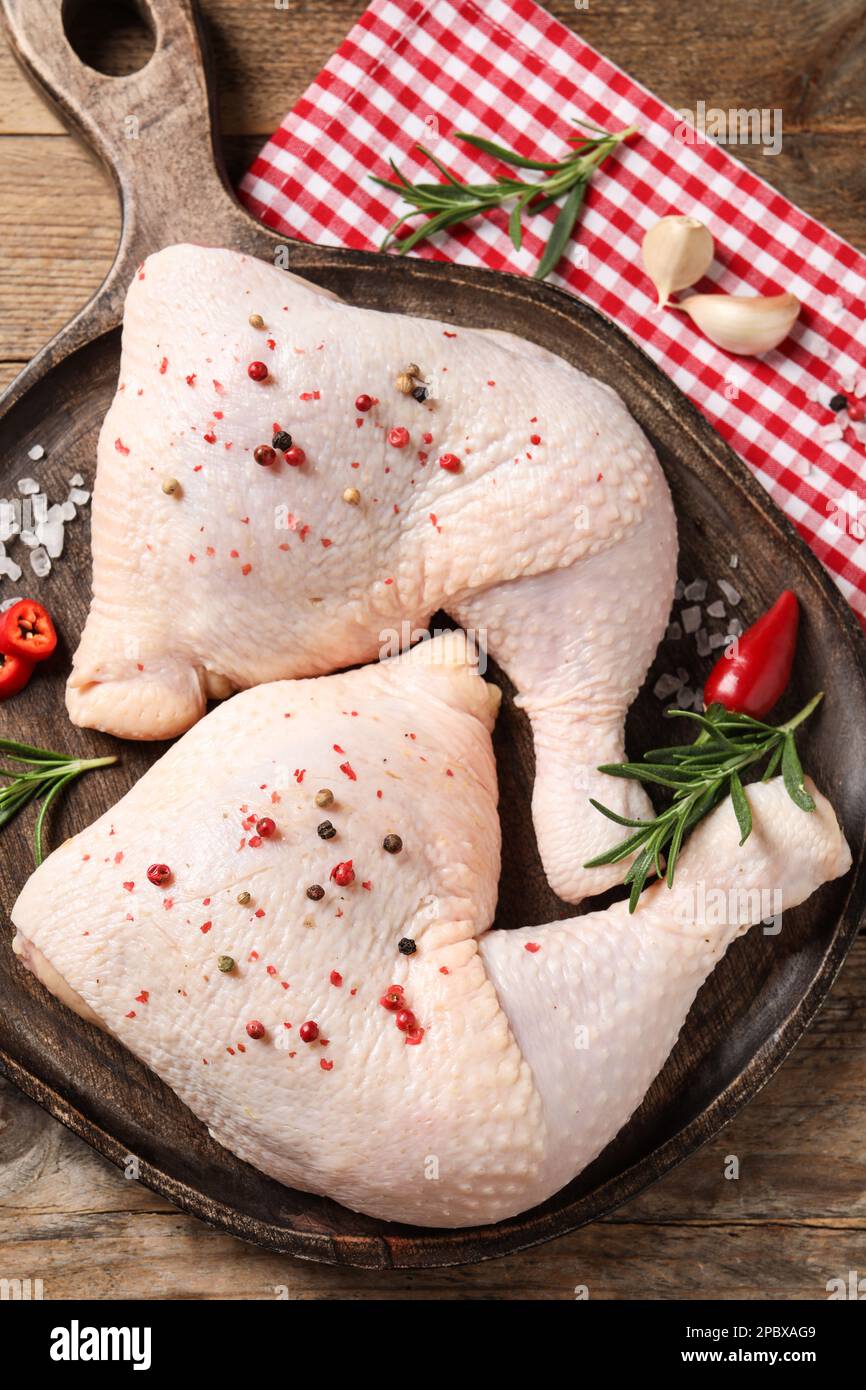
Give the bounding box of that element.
[0,0,275,407]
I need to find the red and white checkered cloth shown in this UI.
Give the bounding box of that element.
[240,0,866,628]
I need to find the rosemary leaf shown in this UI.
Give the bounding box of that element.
[454,132,564,171]
[33,771,77,868]
[534,178,587,281]
[781,733,815,812]
[729,770,752,845]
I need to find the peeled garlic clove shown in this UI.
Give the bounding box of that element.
[676,291,800,356]
[642,215,714,307]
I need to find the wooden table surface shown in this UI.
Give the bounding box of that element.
[1,0,865,1301]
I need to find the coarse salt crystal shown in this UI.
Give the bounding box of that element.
[695,628,711,657]
[68,473,85,488]
[29,546,51,578]
[59,501,77,522]
[729,553,739,569]
[27,444,44,462]
[654,673,683,700]
[728,619,743,637]
[675,686,695,708]
[818,422,844,444]
[674,579,685,600]
[68,487,90,505]
[17,477,39,496]
[706,599,726,618]
[684,579,707,602]
[718,580,741,605]
[0,557,22,581]
[37,520,65,559]
[709,632,728,649]
[665,621,683,641]
[0,595,21,611]
[18,530,38,549]
[681,605,701,634]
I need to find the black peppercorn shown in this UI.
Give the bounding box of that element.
[317,820,337,840]
[383,834,403,854]
[307,884,325,900]
[829,394,849,413]
[411,385,429,403]
[398,937,417,955]
[272,430,293,451]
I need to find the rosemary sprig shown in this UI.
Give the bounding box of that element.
[372,118,637,280]
[584,695,823,913]
[0,738,118,865]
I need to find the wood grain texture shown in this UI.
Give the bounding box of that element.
[1,0,865,1299]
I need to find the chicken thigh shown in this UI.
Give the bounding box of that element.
[67,243,677,902]
[15,635,850,1227]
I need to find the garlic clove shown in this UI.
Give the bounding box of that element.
[674,291,800,356]
[641,215,714,307]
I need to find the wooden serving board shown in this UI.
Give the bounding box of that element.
[0,0,864,1270]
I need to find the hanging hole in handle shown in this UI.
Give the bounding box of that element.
[62,0,156,77]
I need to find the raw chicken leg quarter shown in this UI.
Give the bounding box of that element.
[14,636,851,1227]
[67,243,679,902]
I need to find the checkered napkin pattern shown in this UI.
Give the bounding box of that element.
[240,0,866,628]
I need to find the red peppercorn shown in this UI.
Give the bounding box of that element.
[355,393,373,412]
[395,1008,417,1032]
[254,444,276,467]
[246,1020,265,1039]
[848,399,866,422]
[299,1020,319,1043]
[284,446,306,467]
[248,361,269,382]
[439,453,461,472]
[256,816,276,838]
[405,1026,425,1046]
[331,860,355,887]
[530,433,541,446]
[388,426,410,448]
[146,863,172,887]
[379,986,404,1011]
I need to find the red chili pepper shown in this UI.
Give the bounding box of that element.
[0,649,34,701]
[703,590,799,718]
[0,599,57,663]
